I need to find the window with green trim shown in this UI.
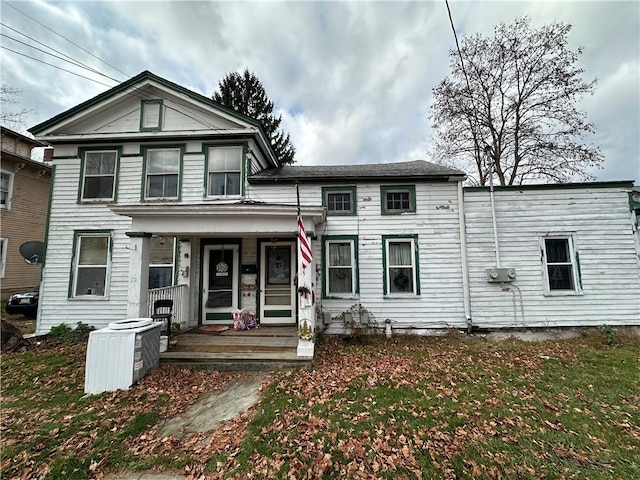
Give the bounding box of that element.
[323,186,356,215]
[541,236,581,295]
[140,100,163,130]
[381,185,416,214]
[323,236,358,297]
[207,146,242,196]
[81,150,118,201]
[145,148,180,199]
[383,236,419,295]
[72,233,111,297]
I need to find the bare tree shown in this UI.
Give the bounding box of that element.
[430,17,603,186]
[1,84,35,131]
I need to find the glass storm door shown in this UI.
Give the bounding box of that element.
[260,241,296,325]
[202,245,239,323]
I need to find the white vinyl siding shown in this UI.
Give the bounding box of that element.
[464,186,640,328]
[81,150,117,201]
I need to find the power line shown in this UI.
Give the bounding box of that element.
[1,46,115,88]
[1,22,120,81]
[1,33,122,83]
[3,1,131,79]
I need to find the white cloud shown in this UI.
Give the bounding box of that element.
[2,0,637,182]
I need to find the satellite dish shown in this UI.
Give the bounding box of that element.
[19,241,45,267]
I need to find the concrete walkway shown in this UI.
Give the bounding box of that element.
[104,372,267,480]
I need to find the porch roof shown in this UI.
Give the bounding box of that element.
[109,202,326,235]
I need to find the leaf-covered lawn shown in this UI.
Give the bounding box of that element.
[1,331,639,479]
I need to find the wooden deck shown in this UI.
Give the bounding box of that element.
[159,326,312,371]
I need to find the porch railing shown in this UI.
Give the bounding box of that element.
[147,285,188,331]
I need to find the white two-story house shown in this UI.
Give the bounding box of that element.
[29,71,640,357]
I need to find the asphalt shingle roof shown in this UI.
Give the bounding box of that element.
[249,160,466,183]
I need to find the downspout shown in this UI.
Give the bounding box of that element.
[488,158,501,268]
[457,180,472,332]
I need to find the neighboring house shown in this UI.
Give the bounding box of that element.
[464,183,640,328]
[28,71,640,357]
[0,127,50,299]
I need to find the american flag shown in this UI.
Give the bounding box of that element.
[297,212,313,270]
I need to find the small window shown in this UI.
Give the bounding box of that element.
[149,236,175,289]
[140,100,163,130]
[542,236,580,294]
[81,150,117,201]
[1,171,14,210]
[208,146,242,196]
[144,148,181,199]
[381,185,416,214]
[323,236,358,297]
[383,235,420,295]
[323,187,357,215]
[0,237,7,278]
[72,233,110,297]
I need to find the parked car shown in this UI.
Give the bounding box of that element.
[5,289,39,318]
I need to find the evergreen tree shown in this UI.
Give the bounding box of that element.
[213,69,295,165]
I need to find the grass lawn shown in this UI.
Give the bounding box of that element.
[1,329,639,479]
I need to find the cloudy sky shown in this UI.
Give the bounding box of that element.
[2,0,638,183]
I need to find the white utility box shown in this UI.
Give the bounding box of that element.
[84,318,161,394]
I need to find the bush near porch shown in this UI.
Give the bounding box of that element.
[1,329,639,479]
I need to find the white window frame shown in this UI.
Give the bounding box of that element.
[1,170,14,210]
[540,234,582,295]
[141,100,163,130]
[144,148,181,200]
[72,233,111,298]
[324,237,357,297]
[0,237,7,278]
[81,150,118,201]
[207,146,243,197]
[149,236,176,289]
[383,236,419,296]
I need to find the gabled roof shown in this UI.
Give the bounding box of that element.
[1,126,47,148]
[249,160,466,183]
[28,70,265,135]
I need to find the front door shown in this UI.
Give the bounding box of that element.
[260,241,296,325]
[202,244,239,323]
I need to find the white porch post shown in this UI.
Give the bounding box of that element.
[125,232,151,319]
[297,236,315,358]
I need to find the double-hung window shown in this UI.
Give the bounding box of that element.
[541,236,581,294]
[323,236,358,297]
[207,146,242,197]
[323,186,356,215]
[81,150,118,201]
[72,232,111,297]
[144,147,181,199]
[149,236,175,289]
[383,235,420,295]
[1,170,13,210]
[381,185,416,214]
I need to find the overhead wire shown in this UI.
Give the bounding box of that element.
[2,2,256,135]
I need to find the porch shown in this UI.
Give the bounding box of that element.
[159,326,311,371]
